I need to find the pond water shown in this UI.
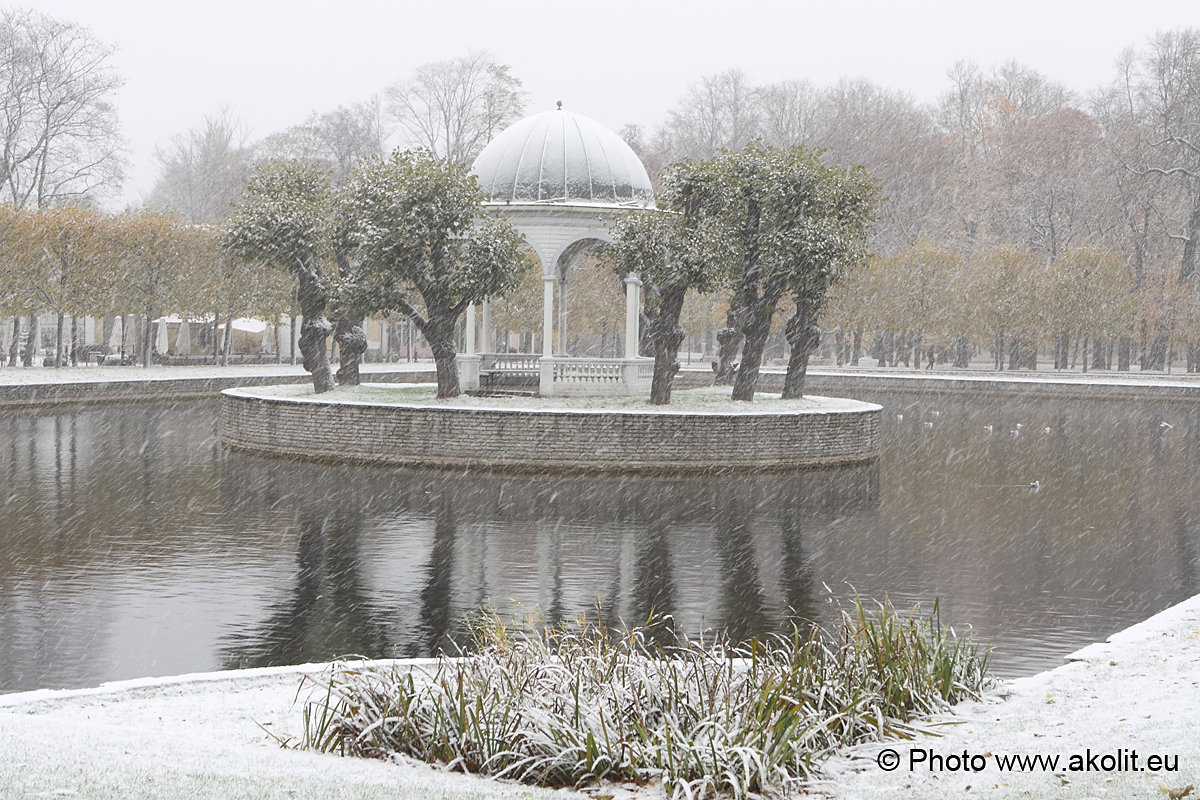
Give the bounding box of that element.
[2,390,1198,693]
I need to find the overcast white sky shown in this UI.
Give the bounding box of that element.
[31,0,1200,210]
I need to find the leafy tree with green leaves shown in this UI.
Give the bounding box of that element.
[225,161,337,392]
[339,149,527,398]
[701,143,876,401]
[608,160,727,404]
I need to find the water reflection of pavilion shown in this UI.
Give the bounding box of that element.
[217,455,880,666]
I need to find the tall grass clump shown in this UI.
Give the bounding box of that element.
[301,598,991,799]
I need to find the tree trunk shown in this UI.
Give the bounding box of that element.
[781,301,820,399]
[70,316,79,365]
[1081,335,1089,373]
[1118,336,1131,371]
[954,334,969,368]
[429,337,460,398]
[296,267,334,392]
[274,315,282,365]
[994,331,1004,370]
[54,312,64,368]
[1179,196,1200,281]
[731,289,783,402]
[1143,334,1168,371]
[221,313,233,367]
[8,317,20,366]
[713,326,741,384]
[334,316,368,386]
[852,329,862,366]
[23,314,38,367]
[647,287,688,405]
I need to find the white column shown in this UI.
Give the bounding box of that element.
[465,303,476,355]
[624,273,642,359]
[557,274,568,355]
[542,275,555,357]
[480,299,492,353]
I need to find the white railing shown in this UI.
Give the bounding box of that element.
[465,354,654,395]
[481,353,540,376]
[553,357,624,383]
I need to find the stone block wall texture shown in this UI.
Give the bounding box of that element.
[219,389,882,473]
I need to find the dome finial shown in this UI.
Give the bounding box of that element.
[556,100,563,110]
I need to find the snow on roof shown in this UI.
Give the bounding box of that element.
[471,106,655,209]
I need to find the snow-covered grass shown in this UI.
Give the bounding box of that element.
[239,381,876,415]
[300,600,990,799]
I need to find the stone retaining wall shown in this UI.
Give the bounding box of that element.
[219,388,882,473]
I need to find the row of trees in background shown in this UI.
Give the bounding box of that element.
[822,239,1151,371]
[620,32,1200,373]
[0,205,290,367]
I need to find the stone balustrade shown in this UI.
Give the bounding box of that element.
[460,353,653,397]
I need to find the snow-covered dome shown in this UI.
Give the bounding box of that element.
[471,106,655,208]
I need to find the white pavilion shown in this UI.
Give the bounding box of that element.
[458,103,656,396]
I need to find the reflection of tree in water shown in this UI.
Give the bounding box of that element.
[413,499,459,657]
[713,492,770,642]
[629,523,678,644]
[217,451,879,662]
[221,508,392,669]
[780,516,822,630]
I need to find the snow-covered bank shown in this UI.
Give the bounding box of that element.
[0,361,434,386]
[2,595,1197,799]
[814,592,1200,799]
[0,660,586,800]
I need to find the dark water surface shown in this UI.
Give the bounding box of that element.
[2,391,1198,692]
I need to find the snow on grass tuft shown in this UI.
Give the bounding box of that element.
[300,599,991,799]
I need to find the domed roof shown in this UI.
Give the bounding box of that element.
[471,106,654,208]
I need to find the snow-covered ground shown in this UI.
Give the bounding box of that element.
[236,381,880,415]
[0,661,589,800]
[814,592,1200,799]
[0,361,434,386]
[1,594,1196,799]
